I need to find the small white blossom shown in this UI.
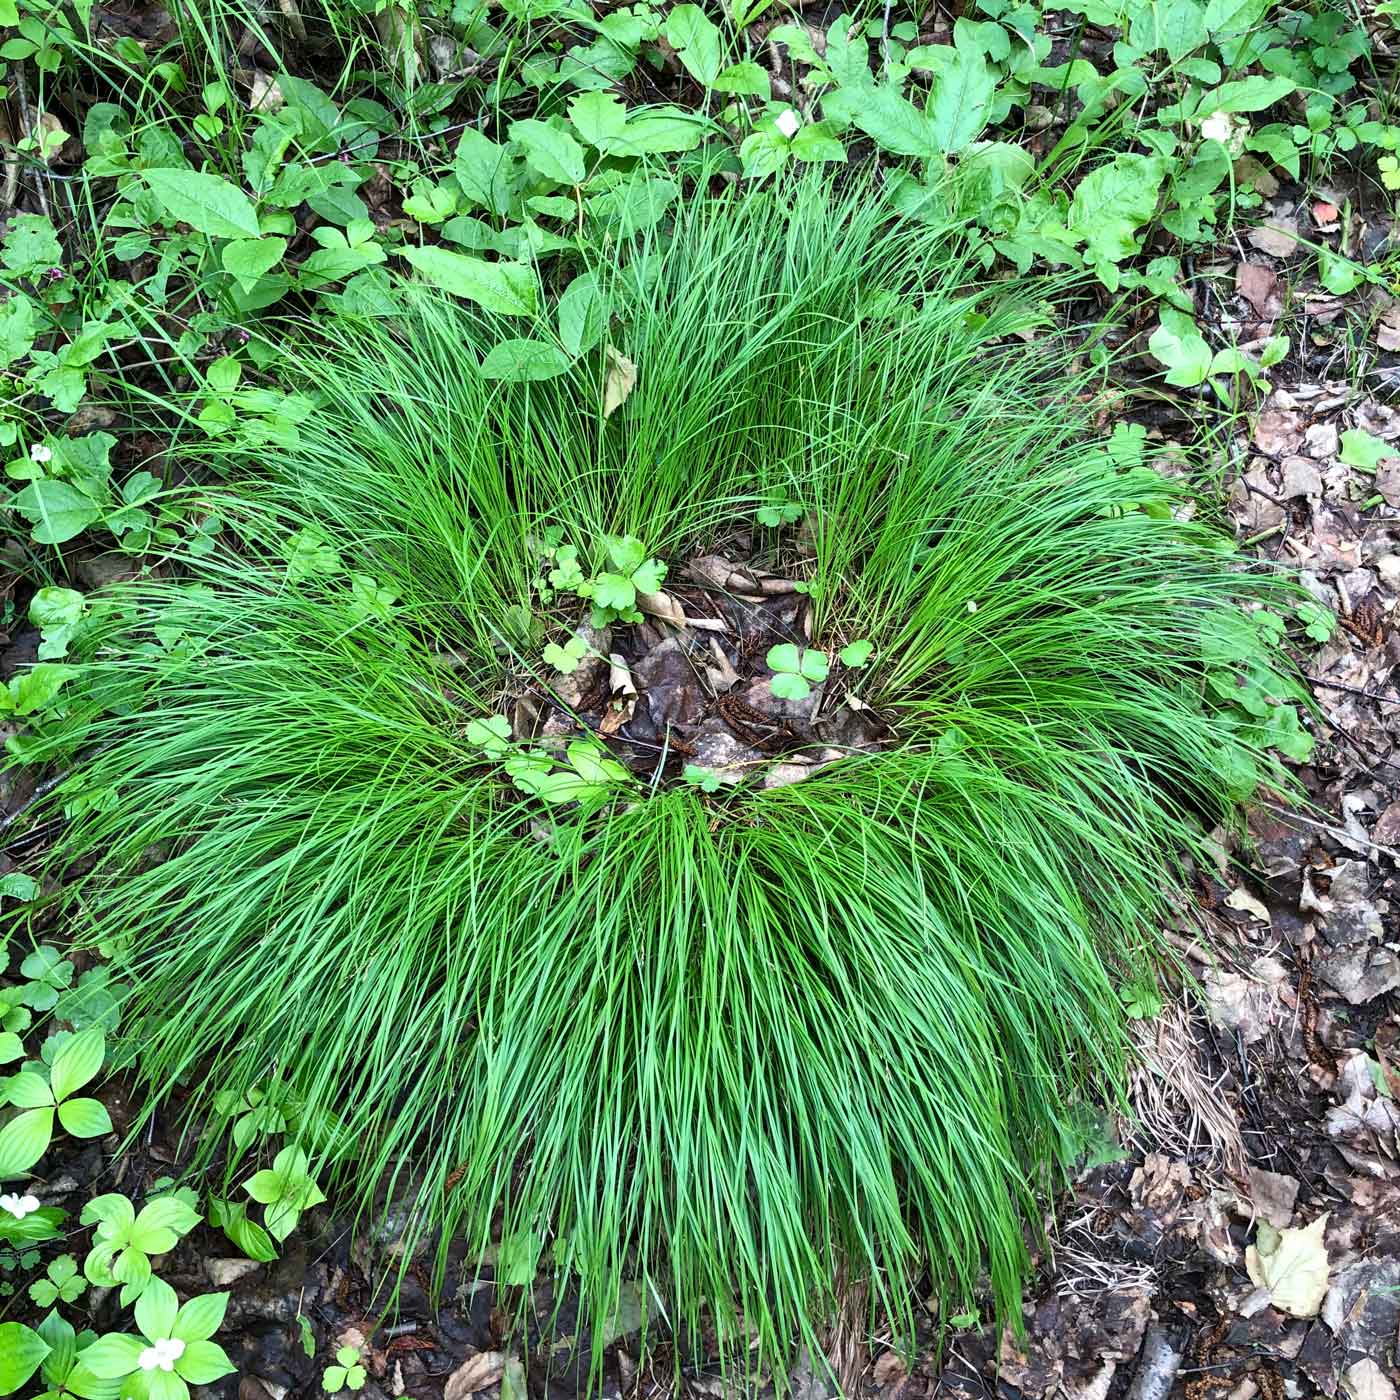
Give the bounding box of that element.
[29,443,52,464]
[0,1192,41,1219]
[1199,109,1249,154]
[138,1338,185,1372]
[774,109,801,140]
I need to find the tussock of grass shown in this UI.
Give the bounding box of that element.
[19,176,1303,1380]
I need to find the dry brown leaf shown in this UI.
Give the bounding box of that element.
[604,346,637,418]
[1343,1359,1397,1400]
[1248,216,1301,258]
[443,1350,505,1400]
[1236,261,1282,319]
[1245,1213,1330,1317]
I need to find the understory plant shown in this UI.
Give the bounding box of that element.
[10,174,1306,1383]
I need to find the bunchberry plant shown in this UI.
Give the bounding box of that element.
[81,1277,235,1399]
[243,1145,326,1243]
[81,1192,201,1305]
[0,1026,112,1178]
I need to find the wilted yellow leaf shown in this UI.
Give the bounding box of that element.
[1245,1212,1329,1317]
[603,345,637,418]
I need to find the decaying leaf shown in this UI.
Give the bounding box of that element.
[604,346,637,417]
[443,1350,505,1400]
[1224,885,1271,923]
[1245,1212,1330,1317]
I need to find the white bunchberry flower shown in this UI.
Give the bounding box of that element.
[0,1192,41,1219]
[29,443,52,464]
[138,1338,185,1372]
[774,109,801,140]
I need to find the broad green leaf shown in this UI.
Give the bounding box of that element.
[568,92,629,150]
[132,1196,201,1250]
[927,42,997,152]
[82,1192,135,1231]
[1317,247,1362,295]
[0,1106,54,1175]
[509,119,587,186]
[1149,308,1213,386]
[49,1025,104,1102]
[1208,75,1296,112]
[135,1277,179,1343]
[1339,429,1397,470]
[558,274,607,357]
[0,1032,22,1064]
[852,87,937,159]
[79,1334,145,1381]
[177,1340,235,1384]
[398,248,537,317]
[11,479,103,545]
[767,643,801,674]
[607,110,706,156]
[2,663,76,717]
[57,1096,113,1138]
[840,640,874,667]
[144,169,261,239]
[1129,0,1207,58]
[587,175,678,237]
[454,129,515,215]
[1065,153,1168,267]
[220,237,287,289]
[6,1070,55,1108]
[665,4,723,86]
[480,339,573,382]
[792,123,847,163]
[0,1322,49,1393]
[714,60,771,98]
[770,672,812,701]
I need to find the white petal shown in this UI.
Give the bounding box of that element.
[139,1346,162,1372]
[774,109,801,139]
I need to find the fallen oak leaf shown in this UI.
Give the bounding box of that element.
[1245,1212,1330,1317]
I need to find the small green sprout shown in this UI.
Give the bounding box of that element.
[1296,600,1335,644]
[543,635,589,674]
[756,497,802,527]
[243,1145,326,1243]
[547,544,585,593]
[28,1253,85,1307]
[578,535,666,619]
[82,1191,201,1305]
[1120,980,1164,1020]
[683,764,721,793]
[323,1345,367,1393]
[466,715,512,757]
[839,640,873,668]
[766,644,829,701]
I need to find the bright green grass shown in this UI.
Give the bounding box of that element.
[19,175,1303,1382]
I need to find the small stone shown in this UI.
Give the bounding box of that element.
[204,1257,263,1287]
